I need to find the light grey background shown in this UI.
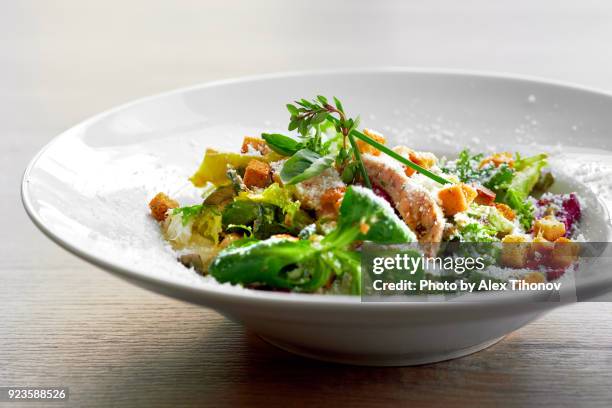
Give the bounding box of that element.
[2,1,612,407]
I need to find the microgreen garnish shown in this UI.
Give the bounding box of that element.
[285,96,371,187]
[268,96,453,187]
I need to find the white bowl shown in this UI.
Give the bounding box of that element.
[22,69,612,365]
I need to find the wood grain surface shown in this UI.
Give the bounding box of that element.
[2,1,612,407]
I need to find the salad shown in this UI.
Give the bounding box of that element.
[148,96,581,295]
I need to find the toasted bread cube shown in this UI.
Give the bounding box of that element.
[461,184,477,205]
[502,234,528,243]
[393,146,417,176]
[495,203,516,221]
[149,192,179,222]
[501,234,530,268]
[480,152,514,169]
[243,160,272,188]
[393,146,437,176]
[531,234,554,258]
[356,129,386,156]
[320,186,346,216]
[411,151,437,169]
[406,151,437,176]
[240,136,270,155]
[438,183,474,216]
[551,237,579,268]
[534,215,566,241]
[404,166,417,177]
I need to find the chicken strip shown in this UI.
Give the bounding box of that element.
[362,154,445,244]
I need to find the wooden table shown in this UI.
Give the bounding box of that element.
[2,1,612,406]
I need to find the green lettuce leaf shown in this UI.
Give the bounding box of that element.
[238,183,301,222]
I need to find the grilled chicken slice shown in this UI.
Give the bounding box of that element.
[362,154,445,244]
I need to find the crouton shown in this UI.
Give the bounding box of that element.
[495,203,516,221]
[240,136,270,155]
[356,129,386,156]
[531,234,554,257]
[320,186,346,216]
[407,151,437,176]
[412,151,437,169]
[243,160,272,188]
[393,146,415,175]
[551,237,579,268]
[438,183,476,216]
[534,215,566,241]
[392,146,437,176]
[149,192,179,222]
[461,184,477,204]
[501,234,530,268]
[479,152,514,169]
[475,185,496,205]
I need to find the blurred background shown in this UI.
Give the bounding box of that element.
[5,0,612,137]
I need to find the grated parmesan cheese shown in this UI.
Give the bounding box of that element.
[294,167,345,210]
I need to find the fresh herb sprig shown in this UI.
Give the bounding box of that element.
[268,96,453,187]
[287,96,356,142]
[287,96,371,188]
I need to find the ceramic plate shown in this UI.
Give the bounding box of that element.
[22,69,612,365]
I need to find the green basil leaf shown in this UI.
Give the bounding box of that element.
[209,238,318,288]
[280,148,334,185]
[261,133,301,156]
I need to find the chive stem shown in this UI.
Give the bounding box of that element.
[349,129,452,185]
[346,132,372,188]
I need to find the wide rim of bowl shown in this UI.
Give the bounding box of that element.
[21,67,612,309]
